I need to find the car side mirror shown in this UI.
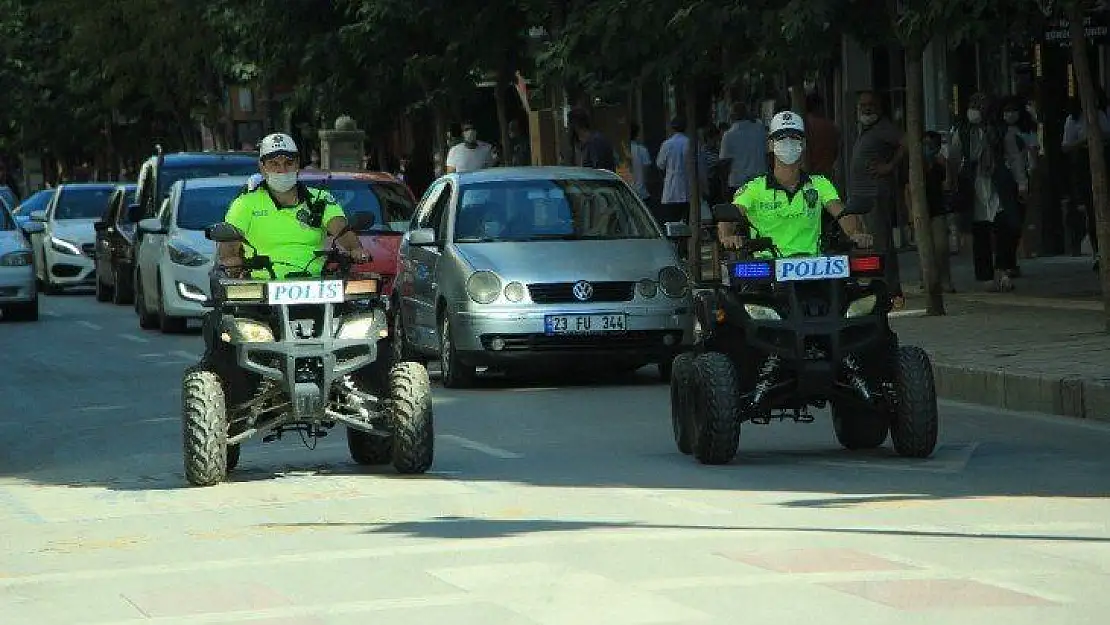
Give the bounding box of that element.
[137,218,165,235]
[711,202,743,223]
[206,221,245,243]
[126,203,143,223]
[29,210,46,222]
[408,227,436,246]
[20,221,44,234]
[664,222,692,239]
[93,221,109,232]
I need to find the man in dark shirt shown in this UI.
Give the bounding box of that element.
[570,111,616,172]
[921,130,954,292]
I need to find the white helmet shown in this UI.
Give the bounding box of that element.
[258,133,299,160]
[768,111,806,139]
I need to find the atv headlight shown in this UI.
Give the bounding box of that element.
[337,313,388,340]
[466,271,502,304]
[845,294,877,318]
[233,318,274,342]
[743,303,781,320]
[224,282,265,301]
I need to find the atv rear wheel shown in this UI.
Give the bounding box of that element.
[670,352,696,454]
[890,345,939,458]
[691,352,742,465]
[831,403,889,450]
[182,367,229,486]
[389,361,434,474]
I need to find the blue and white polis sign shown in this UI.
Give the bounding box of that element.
[774,255,850,282]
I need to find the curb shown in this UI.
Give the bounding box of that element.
[931,362,1110,422]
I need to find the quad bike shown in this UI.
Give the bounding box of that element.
[181,214,433,487]
[670,199,938,465]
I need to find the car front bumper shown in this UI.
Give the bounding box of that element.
[44,245,95,286]
[0,266,36,303]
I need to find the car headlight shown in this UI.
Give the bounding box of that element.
[0,251,32,267]
[168,243,208,267]
[845,294,877,318]
[233,318,274,342]
[744,303,781,320]
[503,281,525,302]
[638,278,658,298]
[466,271,502,304]
[49,236,81,255]
[658,265,689,298]
[336,313,389,340]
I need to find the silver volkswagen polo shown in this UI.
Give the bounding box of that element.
[393,167,694,387]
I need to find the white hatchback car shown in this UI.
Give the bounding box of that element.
[0,201,41,321]
[28,183,116,294]
[134,176,250,332]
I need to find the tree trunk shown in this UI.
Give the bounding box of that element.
[1068,1,1110,331]
[904,43,945,315]
[684,84,703,281]
[495,66,512,167]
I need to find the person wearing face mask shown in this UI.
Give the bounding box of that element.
[445,122,495,174]
[217,133,370,280]
[719,111,872,259]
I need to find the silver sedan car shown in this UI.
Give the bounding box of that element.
[393,166,694,387]
[0,200,42,321]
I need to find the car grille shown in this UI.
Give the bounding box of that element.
[528,281,634,304]
[81,243,96,257]
[801,298,830,317]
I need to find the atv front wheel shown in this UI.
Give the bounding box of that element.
[389,361,434,474]
[691,352,742,465]
[347,429,392,465]
[670,352,696,454]
[182,368,230,486]
[890,345,939,458]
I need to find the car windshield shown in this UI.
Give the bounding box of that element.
[0,186,16,210]
[159,162,258,197]
[453,178,657,243]
[55,187,115,219]
[13,189,51,216]
[312,179,415,233]
[176,185,248,231]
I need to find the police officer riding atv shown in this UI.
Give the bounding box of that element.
[670,111,939,465]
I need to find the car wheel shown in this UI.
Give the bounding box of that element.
[439,314,475,388]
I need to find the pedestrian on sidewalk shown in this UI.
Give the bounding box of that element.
[1061,96,1105,272]
[655,116,694,227]
[849,90,907,308]
[445,122,495,174]
[718,102,767,199]
[628,123,653,206]
[919,131,956,292]
[1001,96,1038,278]
[569,109,617,172]
[947,92,1020,292]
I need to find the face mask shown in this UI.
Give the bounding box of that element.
[773,139,804,165]
[1003,111,1019,125]
[967,108,982,124]
[463,130,478,144]
[859,113,878,126]
[265,171,297,193]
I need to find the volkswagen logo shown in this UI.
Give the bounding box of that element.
[571,280,594,301]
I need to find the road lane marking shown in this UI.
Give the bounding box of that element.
[76,405,125,412]
[171,350,200,360]
[438,434,523,459]
[118,333,149,343]
[888,308,927,318]
[135,417,177,424]
[42,311,59,318]
[76,320,102,330]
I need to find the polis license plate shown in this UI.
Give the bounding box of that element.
[267,280,345,305]
[544,313,627,335]
[774,255,850,282]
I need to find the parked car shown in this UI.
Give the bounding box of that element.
[134,177,250,332]
[127,149,259,306]
[11,189,52,231]
[297,171,416,297]
[27,183,116,293]
[0,199,41,320]
[92,184,138,304]
[393,166,694,387]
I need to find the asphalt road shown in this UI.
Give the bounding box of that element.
[1,292,1109,625]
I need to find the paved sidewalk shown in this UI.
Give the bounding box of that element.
[894,249,1109,421]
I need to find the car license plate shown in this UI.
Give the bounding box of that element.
[774,256,850,282]
[266,280,345,305]
[544,313,626,335]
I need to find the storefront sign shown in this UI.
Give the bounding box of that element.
[1044,12,1110,46]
